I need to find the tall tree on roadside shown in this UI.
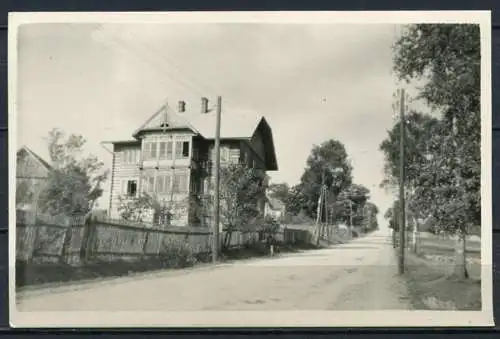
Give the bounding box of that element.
[38,128,108,216]
[393,24,481,278]
[335,183,371,226]
[298,139,353,220]
[267,182,291,203]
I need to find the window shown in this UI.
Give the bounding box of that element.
[166,141,173,160]
[175,141,182,159]
[143,143,151,159]
[175,140,190,159]
[172,173,187,193]
[159,141,173,160]
[150,142,157,159]
[144,142,157,160]
[156,175,164,193]
[182,141,190,157]
[159,142,166,160]
[156,174,172,193]
[126,180,137,197]
[147,176,155,193]
[122,149,138,164]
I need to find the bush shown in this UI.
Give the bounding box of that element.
[158,239,197,268]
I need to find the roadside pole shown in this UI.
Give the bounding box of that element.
[212,96,222,263]
[398,89,406,275]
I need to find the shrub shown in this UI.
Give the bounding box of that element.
[158,239,197,268]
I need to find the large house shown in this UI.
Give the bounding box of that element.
[103,97,278,226]
[16,146,52,211]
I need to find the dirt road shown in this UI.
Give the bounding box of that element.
[16,230,412,311]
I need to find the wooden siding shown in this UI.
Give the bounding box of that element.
[16,149,51,209]
[110,143,142,218]
[249,127,267,169]
[241,140,266,170]
[110,132,195,224]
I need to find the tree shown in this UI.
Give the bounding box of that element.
[335,183,371,226]
[267,182,291,204]
[380,111,441,192]
[393,24,480,278]
[362,202,379,232]
[38,128,108,216]
[297,139,353,220]
[209,163,267,250]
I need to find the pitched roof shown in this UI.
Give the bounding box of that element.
[267,197,285,210]
[132,103,264,140]
[17,146,52,171]
[131,102,278,170]
[132,104,195,138]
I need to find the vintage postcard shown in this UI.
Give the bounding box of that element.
[8,11,493,327]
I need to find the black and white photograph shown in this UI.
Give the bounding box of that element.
[9,11,493,327]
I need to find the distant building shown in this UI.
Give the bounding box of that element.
[103,98,278,226]
[265,197,286,222]
[16,146,52,211]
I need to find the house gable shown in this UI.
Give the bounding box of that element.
[16,147,52,179]
[132,104,198,139]
[249,118,278,171]
[125,101,278,171]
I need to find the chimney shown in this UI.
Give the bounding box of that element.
[178,100,186,113]
[201,97,209,114]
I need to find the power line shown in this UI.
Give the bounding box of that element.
[66,24,188,98]
[94,25,206,98]
[98,25,243,111]
[122,28,220,98]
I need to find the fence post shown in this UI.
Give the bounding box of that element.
[28,211,40,263]
[80,215,97,262]
[59,217,73,264]
[142,229,150,257]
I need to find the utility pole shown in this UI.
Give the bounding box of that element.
[349,200,353,235]
[316,169,326,246]
[398,88,406,275]
[212,96,222,263]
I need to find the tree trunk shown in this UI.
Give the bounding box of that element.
[223,231,232,251]
[412,218,419,254]
[392,229,397,248]
[453,229,469,279]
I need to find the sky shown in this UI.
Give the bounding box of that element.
[15,22,426,229]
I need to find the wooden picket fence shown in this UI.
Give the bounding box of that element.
[16,210,313,267]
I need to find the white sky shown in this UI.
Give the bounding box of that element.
[15,22,428,228]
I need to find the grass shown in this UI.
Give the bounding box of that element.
[403,250,481,311]
[16,241,318,289]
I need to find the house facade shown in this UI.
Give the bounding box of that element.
[265,197,286,222]
[104,98,278,226]
[16,146,52,211]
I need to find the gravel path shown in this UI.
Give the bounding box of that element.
[16,230,412,311]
